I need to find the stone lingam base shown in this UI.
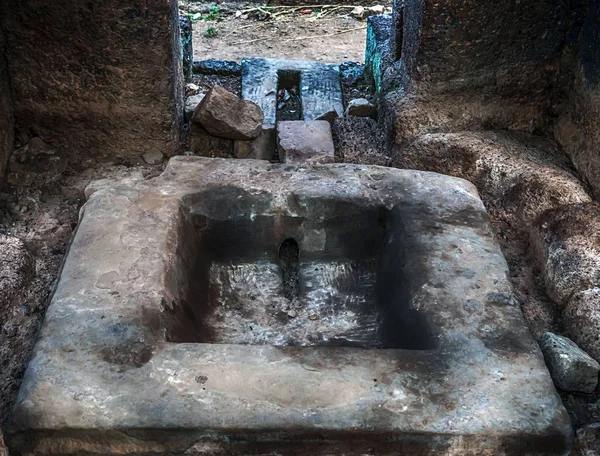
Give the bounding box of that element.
[8,157,572,455]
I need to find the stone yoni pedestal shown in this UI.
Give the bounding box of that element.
[8,157,572,455]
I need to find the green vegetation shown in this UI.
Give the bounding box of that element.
[190,6,221,23]
[203,26,217,38]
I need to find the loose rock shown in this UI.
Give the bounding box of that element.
[315,109,339,126]
[192,85,263,140]
[351,6,365,20]
[538,332,600,393]
[346,98,376,117]
[185,94,205,122]
[142,149,164,165]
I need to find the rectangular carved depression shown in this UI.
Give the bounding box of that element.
[8,157,572,455]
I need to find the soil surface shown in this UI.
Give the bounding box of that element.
[190,8,373,63]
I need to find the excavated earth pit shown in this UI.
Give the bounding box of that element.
[7,157,572,455]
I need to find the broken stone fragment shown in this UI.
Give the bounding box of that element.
[315,109,339,126]
[539,332,600,393]
[277,120,335,164]
[192,85,263,140]
[142,149,164,165]
[345,98,376,117]
[351,6,365,20]
[185,82,201,96]
[185,94,205,122]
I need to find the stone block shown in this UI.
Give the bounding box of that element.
[277,121,334,164]
[192,85,263,140]
[7,157,572,454]
[539,332,600,393]
[332,117,390,166]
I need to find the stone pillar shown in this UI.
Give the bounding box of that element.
[0,29,13,178]
[0,0,184,164]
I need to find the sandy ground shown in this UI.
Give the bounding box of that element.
[192,11,370,63]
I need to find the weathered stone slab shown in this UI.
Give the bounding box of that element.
[192,85,263,140]
[8,157,572,455]
[539,332,600,393]
[277,121,334,164]
[241,58,344,159]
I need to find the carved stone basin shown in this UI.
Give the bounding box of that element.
[8,157,572,455]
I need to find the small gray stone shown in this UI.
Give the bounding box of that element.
[346,98,376,117]
[539,332,600,393]
[142,149,164,165]
[315,109,339,126]
[192,85,263,140]
[184,94,205,122]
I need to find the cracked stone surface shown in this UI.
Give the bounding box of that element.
[277,120,335,164]
[8,157,572,455]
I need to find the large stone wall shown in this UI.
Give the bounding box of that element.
[0,28,13,177]
[555,1,600,197]
[0,0,183,165]
[386,0,571,145]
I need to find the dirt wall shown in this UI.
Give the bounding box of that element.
[555,0,600,197]
[0,28,13,178]
[386,0,571,145]
[0,0,183,166]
